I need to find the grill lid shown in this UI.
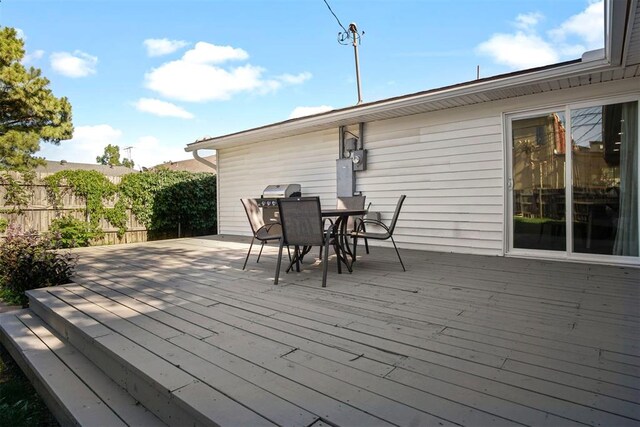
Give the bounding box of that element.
[262,184,301,198]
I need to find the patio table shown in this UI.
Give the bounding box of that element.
[322,208,366,270]
[286,208,365,274]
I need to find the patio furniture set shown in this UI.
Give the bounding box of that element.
[241,194,407,287]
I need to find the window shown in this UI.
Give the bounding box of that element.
[508,100,638,259]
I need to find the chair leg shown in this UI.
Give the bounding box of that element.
[352,235,358,261]
[322,242,330,287]
[390,236,406,272]
[242,236,255,270]
[256,241,266,263]
[274,240,285,284]
[362,223,370,254]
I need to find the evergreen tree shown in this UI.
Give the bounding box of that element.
[0,27,73,171]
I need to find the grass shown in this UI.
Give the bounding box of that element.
[514,216,565,225]
[0,287,26,307]
[0,345,59,427]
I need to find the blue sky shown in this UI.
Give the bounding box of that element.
[2,0,603,169]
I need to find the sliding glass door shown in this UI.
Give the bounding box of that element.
[508,100,639,260]
[571,102,638,256]
[511,111,567,251]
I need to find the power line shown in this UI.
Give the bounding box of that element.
[321,0,365,104]
[322,0,348,34]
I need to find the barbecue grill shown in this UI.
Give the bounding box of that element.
[256,184,301,224]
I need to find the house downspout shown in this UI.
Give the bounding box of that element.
[192,149,217,172]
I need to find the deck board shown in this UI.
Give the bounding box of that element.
[41,235,640,426]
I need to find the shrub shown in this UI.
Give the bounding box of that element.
[0,224,76,306]
[49,215,103,248]
[0,218,7,233]
[119,170,216,238]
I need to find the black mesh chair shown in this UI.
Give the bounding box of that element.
[274,197,340,287]
[351,195,407,271]
[240,198,282,270]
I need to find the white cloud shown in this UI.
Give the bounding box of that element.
[23,49,45,64]
[37,124,122,163]
[36,125,192,169]
[143,38,189,57]
[72,124,122,150]
[132,136,193,169]
[50,51,98,77]
[144,42,310,102]
[182,42,248,64]
[289,105,333,119]
[477,32,559,69]
[514,12,544,32]
[548,0,604,50]
[476,1,604,70]
[276,72,312,85]
[15,28,26,40]
[134,98,194,119]
[135,135,160,150]
[146,61,265,101]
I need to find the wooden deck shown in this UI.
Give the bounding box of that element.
[2,235,640,426]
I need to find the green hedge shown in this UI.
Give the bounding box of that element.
[44,169,216,240]
[119,170,217,238]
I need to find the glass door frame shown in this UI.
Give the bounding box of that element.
[506,105,570,261]
[505,94,640,265]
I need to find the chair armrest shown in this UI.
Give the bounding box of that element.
[357,218,391,233]
[263,222,280,232]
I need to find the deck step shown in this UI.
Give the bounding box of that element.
[26,287,288,427]
[0,310,164,427]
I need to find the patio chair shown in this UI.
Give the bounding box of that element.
[240,198,283,270]
[351,195,407,271]
[274,197,340,287]
[336,195,369,255]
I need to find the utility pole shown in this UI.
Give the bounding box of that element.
[324,0,364,104]
[349,22,363,104]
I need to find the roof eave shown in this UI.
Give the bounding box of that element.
[185,58,615,152]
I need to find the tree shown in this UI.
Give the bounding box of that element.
[0,27,73,171]
[96,144,134,168]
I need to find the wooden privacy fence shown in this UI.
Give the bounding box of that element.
[0,171,148,245]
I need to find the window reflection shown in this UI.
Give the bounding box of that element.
[512,112,567,251]
[571,102,638,256]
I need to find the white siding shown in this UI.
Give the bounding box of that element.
[218,128,337,236]
[217,77,640,256]
[359,111,504,255]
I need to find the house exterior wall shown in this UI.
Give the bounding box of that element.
[218,128,338,235]
[218,77,640,257]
